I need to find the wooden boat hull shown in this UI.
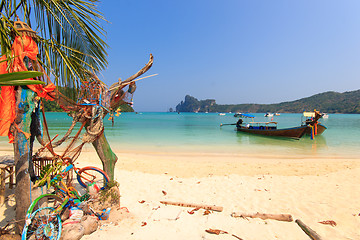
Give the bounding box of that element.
[305,123,327,135]
[236,125,308,139]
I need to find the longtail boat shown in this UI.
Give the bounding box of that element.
[222,111,326,140]
[235,119,308,139]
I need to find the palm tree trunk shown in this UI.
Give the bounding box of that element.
[13,87,40,233]
[91,131,117,180]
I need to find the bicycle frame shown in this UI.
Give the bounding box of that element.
[51,164,81,199]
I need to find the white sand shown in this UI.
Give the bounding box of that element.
[1,150,360,239]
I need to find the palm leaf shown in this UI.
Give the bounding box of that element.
[0,71,45,85]
[0,70,43,81]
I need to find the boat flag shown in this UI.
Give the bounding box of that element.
[310,126,314,140]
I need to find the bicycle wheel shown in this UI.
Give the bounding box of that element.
[26,194,64,216]
[22,207,62,240]
[76,166,109,190]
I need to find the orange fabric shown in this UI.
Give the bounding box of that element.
[0,85,16,142]
[0,35,55,142]
[27,83,56,100]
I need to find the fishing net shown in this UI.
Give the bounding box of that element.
[77,74,110,110]
[31,54,154,182]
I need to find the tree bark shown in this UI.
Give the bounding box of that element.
[91,131,117,180]
[13,87,40,233]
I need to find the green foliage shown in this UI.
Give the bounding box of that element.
[43,100,135,112]
[119,103,135,112]
[43,99,63,112]
[34,162,63,188]
[43,101,135,112]
[0,0,108,88]
[0,71,44,85]
[176,90,360,114]
[37,164,52,187]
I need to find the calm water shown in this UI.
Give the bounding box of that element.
[1,112,359,158]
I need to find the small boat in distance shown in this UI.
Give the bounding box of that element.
[322,113,329,118]
[275,113,281,116]
[264,112,274,117]
[218,113,226,116]
[238,113,256,118]
[234,113,255,118]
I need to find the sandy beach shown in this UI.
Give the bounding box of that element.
[1,149,360,240]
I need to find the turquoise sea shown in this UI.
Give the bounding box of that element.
[1,112,359,159]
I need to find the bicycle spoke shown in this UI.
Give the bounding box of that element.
[22,207,61,240]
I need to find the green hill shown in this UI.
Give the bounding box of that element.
[43,87,134,112]
[43,99,134,112]
[175,90,360,113]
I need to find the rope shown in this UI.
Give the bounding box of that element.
[52,117,79,148]
[29,175,32,203]
[86,106,104,136]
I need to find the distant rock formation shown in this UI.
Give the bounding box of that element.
[175,95,216,112]
[175,89,360,113]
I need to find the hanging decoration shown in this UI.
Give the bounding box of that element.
[0,19,55,143]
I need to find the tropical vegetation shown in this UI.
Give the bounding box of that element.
[42,86,134,112]
[176,89,360,114]
[0,0,108,89]
[43,98,134,112]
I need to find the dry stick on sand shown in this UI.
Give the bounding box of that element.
[231,212,293,222]
[160,201,223,212]
[295,219,323,240]
[205,229,244,240]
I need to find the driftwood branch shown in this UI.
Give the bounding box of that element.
[123,53,154,84]
[109,54,154,110]
[160,201,223,212]
[295,219,323,240]
[109,53,154,92]
[231,212,293,222]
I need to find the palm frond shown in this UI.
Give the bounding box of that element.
[0,0,108,95]
[0,71,45,85]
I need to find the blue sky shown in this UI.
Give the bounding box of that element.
[98,0,360,112]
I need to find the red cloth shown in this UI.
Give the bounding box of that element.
[0,35,55,142]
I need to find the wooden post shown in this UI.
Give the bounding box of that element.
[0,168,5,204]
[0,156,15,203]
[92,131,118,180]
[9,166,14,189]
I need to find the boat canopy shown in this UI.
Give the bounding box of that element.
[239,113,255,118]
[303,112,315,117]
[249,121,277,125]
